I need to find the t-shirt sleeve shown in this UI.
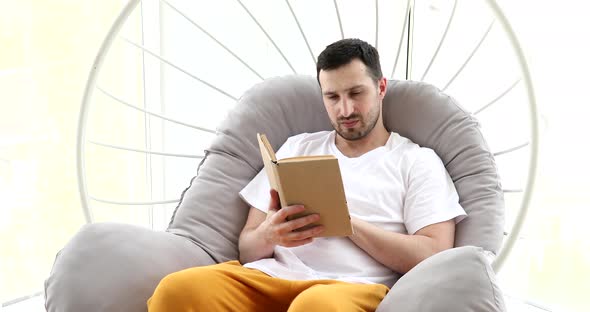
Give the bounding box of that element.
[238,168,271,213]
[238,135,299,213]
[403,148,467,235]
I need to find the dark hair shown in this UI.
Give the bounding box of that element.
[316,38,383,84]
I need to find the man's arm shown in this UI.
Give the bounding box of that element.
[238,189,324,264]
[349,217,455,274]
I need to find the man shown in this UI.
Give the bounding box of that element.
[148,38,466,311]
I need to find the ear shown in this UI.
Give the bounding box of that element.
[378,77,387,99]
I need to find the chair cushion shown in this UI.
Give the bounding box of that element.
[376,246,507,312]
[45,75,506,311]
[167,75,504,264]
[44,223,215,311]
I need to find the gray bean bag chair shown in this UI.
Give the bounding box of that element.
[45,75,506,311]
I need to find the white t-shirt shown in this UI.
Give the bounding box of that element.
[239,131,466,287]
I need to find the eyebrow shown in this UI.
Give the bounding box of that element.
[322,85,364,96]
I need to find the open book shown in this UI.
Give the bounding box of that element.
[257,133,353,237]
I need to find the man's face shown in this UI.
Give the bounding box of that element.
[319,59,386,141]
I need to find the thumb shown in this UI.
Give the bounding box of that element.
[268,189,281,213]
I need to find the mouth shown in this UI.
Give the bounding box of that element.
[340,120,359,128]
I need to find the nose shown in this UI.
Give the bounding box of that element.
[340,96,354,118]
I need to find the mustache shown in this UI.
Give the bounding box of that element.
[338,114,361,122]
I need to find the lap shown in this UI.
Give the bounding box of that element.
[289,282,389,312]
[148,261,389,312]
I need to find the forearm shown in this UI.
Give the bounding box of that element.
[350,218,449,274]
[238,227,275,264]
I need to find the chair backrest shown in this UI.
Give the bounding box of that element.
[167,75,504,264]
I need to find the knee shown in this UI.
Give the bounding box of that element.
[288,285,341,312]
[148,267,222,310]
[148,271,192,310]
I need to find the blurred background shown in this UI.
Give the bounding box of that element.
[1,0,588,311]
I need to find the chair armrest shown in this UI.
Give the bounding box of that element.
[377,246,506,312]
[45,222,215,312]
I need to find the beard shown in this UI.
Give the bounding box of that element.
[332,101,381,141]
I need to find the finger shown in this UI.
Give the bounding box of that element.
[280,237,314,248]
[283,225,324,241]
[268,189,281,213]
[279,213,321,233]
[271,204,306,224]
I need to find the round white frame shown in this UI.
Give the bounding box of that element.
[77,0,539,272]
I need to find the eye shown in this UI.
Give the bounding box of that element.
[327,95,339,101]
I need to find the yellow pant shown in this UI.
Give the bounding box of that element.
[148,260,389,312]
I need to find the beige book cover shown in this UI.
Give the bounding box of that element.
[257,133,353,237]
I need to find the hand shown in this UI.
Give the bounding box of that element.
[258,189,324,248]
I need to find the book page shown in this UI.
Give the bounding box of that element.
[278,155,335,163]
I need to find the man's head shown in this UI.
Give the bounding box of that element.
[316,39,387,141]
